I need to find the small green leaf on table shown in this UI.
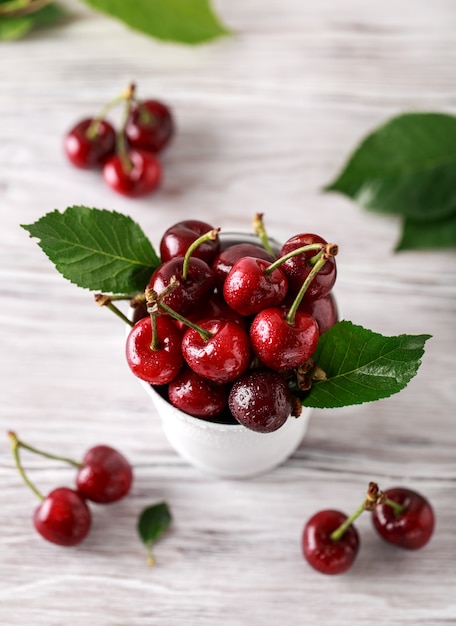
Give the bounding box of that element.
[21,206,160,294]
[81,0,231,45]
[298,321,431,409]
[138,502,172,566]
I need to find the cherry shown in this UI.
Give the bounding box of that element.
[76,445,133,504]
[223,257,288,316]
[102,148,162,197]
[296,292,339,335]
[228,368,292,432]
[126,314,184,385]
[64,118,116,169]
[181,318,251,384]
[174,292,246,332]
[302,510,360,575]
[211,242,275,291]
[125,99,174,153]
[279,234,337,302]
[168,366,229,418]
[33,487,91,547]
[372,487,435,550]
[160,220,220,265]
[250,307,319,371]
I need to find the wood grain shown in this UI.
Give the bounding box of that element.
[1,0,455,624]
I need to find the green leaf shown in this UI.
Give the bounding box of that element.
[299,321,431,409]
[138,502,172,566]
[325,112,456,223]
[21,206,160,294]
[0,2,63,40]
[396,211,456,251]
[81,0,230,45]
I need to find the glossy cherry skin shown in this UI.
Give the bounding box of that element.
[223,257,288,316]
[33,487,91,547]
[212,243,275,291]
[102,149,162,197]
[295,292,339,335]
[174,293,246,332]
[76,445,133,504]
[372,487,435,550]
[148,256,215,317]
[303,510,360,575]
[279,233,337,302]
[168,366,229,418]
[182,318,251,384]
[125,99,174,153]
[65,118,116,169]
[160,220,220,265]
[126,315,183,385]
[228,369,292,433]
[250,308,319,371]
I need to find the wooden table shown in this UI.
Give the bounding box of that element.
[1,1,455,624]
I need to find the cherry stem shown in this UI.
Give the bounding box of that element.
[86,83,136,141]
[330,481,380,542]
[8,431,82,470]
[265,243,324,275]
[384,497,407,517]
[94,294,134,327]
[252,213,276,258]
[115,83,137,173]
[182,228,220,281]
[146,544,155,567]
[8,432,44,501]
[149,311,160,351]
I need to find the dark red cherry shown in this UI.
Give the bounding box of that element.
[125,315,183,385]
[372,487,435,550]
[125,99,174,153]
[181,318,251,384]
[279,233,337,302]
[148,256,215,317]
[295,292,339,335]
[302,509,360,575]
[76,445,133,504]
[65,118,116,169]
[174,293,246,332]
[33,487,91,547]
[160,220,220,264]
[102,149,162,197]
[168,366,229,418]
[211,243,275,290]
[228,369,292,433]
[223,256,288,316]
[250,307,319,371]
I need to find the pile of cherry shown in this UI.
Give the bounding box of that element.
[64,83,174,197]
[303,482,435,575]
[124,217,339,433]
[8,432,133,547]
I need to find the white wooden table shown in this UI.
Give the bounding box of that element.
[1,1,455,624]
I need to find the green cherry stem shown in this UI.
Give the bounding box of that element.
[8,431,82,469]
[252,213,276,258]
[86,83,136,141]
[285,250,327,325]
[114,83,137,173]
[94,294,134,327]
[8,432,44,501]
[264,243,324,276]
[181,228,220,281]
[330,481,380,542]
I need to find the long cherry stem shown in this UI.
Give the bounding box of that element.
[94,294,134,327]
[181,228,220,281]
[86,83,135,141]
[252,213,276,258]
[265,243,323,275]
[9,431,82,469]
[8,432,44,501]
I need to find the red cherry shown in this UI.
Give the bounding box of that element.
[148,256,215,317]
[249,307,319,371]
[279,233,337,302]
[181,318,251,384]
[76,445,133,504]
[125,99,174,153]
[212,243,275,291]
[160,220,220,264]
[168,366,229,418]
[228,369,292,432]
[295,292,339,335]
[102,149,162,197]
[372,487,435,550]
[126,315,184,385]
[174,293,246,332]
[223,256,288,316]
[33,487,91,547]
[64,118,116,169]
[302,509,360,575]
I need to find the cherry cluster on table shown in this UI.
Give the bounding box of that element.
[64,86,174,197]
[125,219,338,433]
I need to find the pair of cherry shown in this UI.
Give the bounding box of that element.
[64,83,174,197]
[121,217,338,433]
[9,432,133,547]
[303,482,435,575]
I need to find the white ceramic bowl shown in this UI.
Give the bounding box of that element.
[129,231,312,478]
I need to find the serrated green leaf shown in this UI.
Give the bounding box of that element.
[300,321,431,409]
[21,206,160,294]
[81,0,230,45]
[138,502,172,565]
[325,113,456,225]
[396,211,456,251]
